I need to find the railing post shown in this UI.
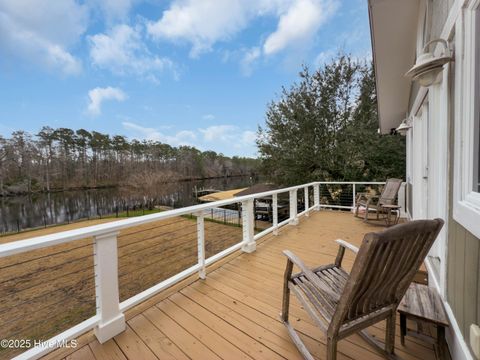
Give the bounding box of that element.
[196,211,206,279]
[241,199,256,253]
[304,186,309,216]
[272,193,279,235]
[352,183,356,210]
[289,189,298,225]
[314,184,320,210]
[94,232,125,343]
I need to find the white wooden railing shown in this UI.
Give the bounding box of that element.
[0,181,404,360]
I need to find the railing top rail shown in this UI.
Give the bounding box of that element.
[0,180,390,258]
[0,181,319,258]
[317,181,386,185]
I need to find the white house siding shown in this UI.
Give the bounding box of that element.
[405,0,479,358]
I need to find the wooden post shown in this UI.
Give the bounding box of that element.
[304,186,309,216]
[241,199,256,253]
[196,212,206,279]
[289,189,298,225]
[272,193,279,235]
[93,232,125,343]
[314,184,320,210]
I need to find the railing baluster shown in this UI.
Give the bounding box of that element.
[93,232,125,343]
[314,183,320,210]
[272,193,279,235]
[304,186,309,216]
[352,183,356,210]
[196,211,206,279]
[241,199,256,253]
[289,189,298,225]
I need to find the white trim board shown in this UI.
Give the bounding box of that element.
[425,257,474,360]
[452,0,480,238]
[445,302,475,360]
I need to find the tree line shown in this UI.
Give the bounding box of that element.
[0,128,259,195]
[257,54,406,186]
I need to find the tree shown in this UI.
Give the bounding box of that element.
[53,128,76,189]
[257,54,405,186]
[37,126,55,191]
[0,127,259,194]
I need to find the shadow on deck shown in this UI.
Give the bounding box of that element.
[45,211,441,360]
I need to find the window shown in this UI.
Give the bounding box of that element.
[453,1,480,238]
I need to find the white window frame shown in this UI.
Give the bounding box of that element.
[453,0,480,238]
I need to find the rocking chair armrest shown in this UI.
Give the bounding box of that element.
[334,239,358,268]
[335,239,359,254]
[283,250,340,302]
[355,192,369,199]
[365,195,380,205]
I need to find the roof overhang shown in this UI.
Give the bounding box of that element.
[368,0,420,134]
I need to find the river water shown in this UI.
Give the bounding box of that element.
[0,176,257,234]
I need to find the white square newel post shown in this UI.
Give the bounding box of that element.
[289,189,298,225]
[241,199,256,253]
[93,231,126,343]
[272,193,279,235]
[196,211,206,279]
[314,183,320,210]
[304,186,309,216]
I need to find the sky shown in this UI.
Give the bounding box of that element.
[0,0,371,157]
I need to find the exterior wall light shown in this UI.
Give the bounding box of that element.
[405,39,453,87]
[396,117,413,136]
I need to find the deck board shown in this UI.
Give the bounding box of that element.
[58,211,440,360]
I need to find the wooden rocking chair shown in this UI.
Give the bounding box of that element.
[281,218,444,360]
[354,178,403,221]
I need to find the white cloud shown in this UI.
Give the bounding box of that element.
[314,49,336,67]
[0,0,87,74]
[147,0,253,57]
[122,121,257,156]
[87,87,127,116]
[202,114,215,120]
[199,125,257,149]
[89,0,135,22]
[240,47,261,76]
[199,125,237,142]
[89,24,175,80]
[122,121,196,146]
[263,0,337,55]
[147,0,337,74]
[241,130,257,145]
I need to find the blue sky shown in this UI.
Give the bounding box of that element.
[0,0,371,157]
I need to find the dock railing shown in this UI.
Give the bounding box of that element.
[0,181,404,360]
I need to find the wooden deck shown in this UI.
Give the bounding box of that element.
[46,211,440,360]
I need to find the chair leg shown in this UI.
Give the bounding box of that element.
[281,285,290,322]
[400,313,406,346]
[385,312,396,355]
[326,338,337,360]
[281,260,293,322]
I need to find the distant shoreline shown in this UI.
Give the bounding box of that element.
[0,173,258,197]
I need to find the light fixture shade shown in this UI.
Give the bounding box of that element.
[405,39,452,87]
[396,118,412,136]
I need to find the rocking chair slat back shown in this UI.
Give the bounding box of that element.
[332,219,444,328]
[379,178,403,205]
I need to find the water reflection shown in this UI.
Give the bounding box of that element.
[0,176,257,234]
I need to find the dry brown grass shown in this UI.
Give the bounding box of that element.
[0,216,242,359]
